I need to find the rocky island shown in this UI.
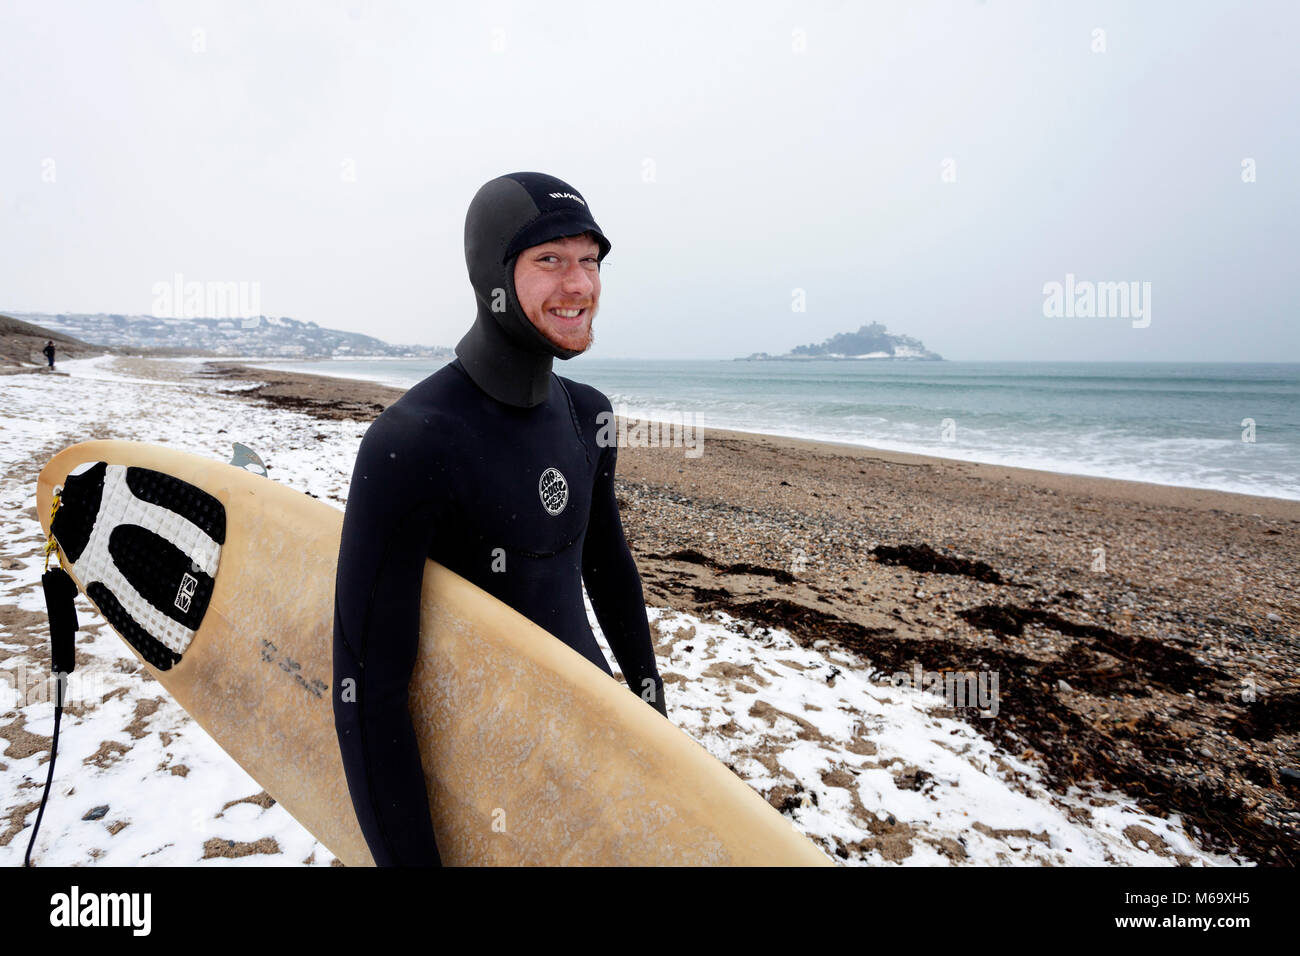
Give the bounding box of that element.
[741,321,943,361]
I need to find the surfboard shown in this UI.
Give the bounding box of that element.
[36,440,833,866]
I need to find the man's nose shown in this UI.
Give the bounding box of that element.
[560,262,595,294]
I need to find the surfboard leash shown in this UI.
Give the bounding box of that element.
[25,490,80,867]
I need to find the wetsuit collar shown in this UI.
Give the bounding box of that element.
[454,300,558,407]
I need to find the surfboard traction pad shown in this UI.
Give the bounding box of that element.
[51,460,225,671]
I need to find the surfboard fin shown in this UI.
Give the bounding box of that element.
[229,443,268,477]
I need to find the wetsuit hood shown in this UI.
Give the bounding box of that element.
[455,171,612,408]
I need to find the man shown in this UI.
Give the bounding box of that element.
[43,340,55,369]
[332,171,667,868]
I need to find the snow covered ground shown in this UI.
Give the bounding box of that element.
[0,357,1242,866]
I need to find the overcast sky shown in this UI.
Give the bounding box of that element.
[1,1,1296,361]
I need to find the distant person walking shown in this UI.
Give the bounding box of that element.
[42,340,55,370]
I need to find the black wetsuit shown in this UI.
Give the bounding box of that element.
[332,172,666,867]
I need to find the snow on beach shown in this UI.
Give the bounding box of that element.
[0,357,1239,866]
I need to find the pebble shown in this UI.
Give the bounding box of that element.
[604,414,1300,854]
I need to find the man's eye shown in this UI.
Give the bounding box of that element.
[535,253,597,265]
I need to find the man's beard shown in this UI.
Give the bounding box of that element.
[535,315,594,354]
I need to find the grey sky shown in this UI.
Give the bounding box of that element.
[1,0,1296,361]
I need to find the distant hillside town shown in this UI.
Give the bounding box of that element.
[2,312,452,360]
[741,322,943,361]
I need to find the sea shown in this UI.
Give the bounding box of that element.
[241,358,1300,502]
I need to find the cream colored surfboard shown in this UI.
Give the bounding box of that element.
[37,440,832,866]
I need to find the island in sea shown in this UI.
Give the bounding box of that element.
[739,321,942,361]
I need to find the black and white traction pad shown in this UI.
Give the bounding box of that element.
[51,461,225,671]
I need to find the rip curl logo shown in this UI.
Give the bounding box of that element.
[539,467,569,515]
[547,191,585,206]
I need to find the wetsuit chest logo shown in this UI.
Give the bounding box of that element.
[538,467,569,516]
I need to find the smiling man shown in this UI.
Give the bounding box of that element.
[332,171,667,867]
[516,233,600,353]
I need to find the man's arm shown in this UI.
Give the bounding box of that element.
[332,409,443,865]
[581,439,668,718]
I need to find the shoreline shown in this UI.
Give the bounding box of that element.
[705,426,1300,517]
[86,358,1300,863]
[203,357,1297,513]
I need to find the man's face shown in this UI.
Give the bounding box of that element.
[513,233,601,353]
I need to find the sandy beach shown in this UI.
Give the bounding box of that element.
[209,357,1300,861]
[2,355,1296,866]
